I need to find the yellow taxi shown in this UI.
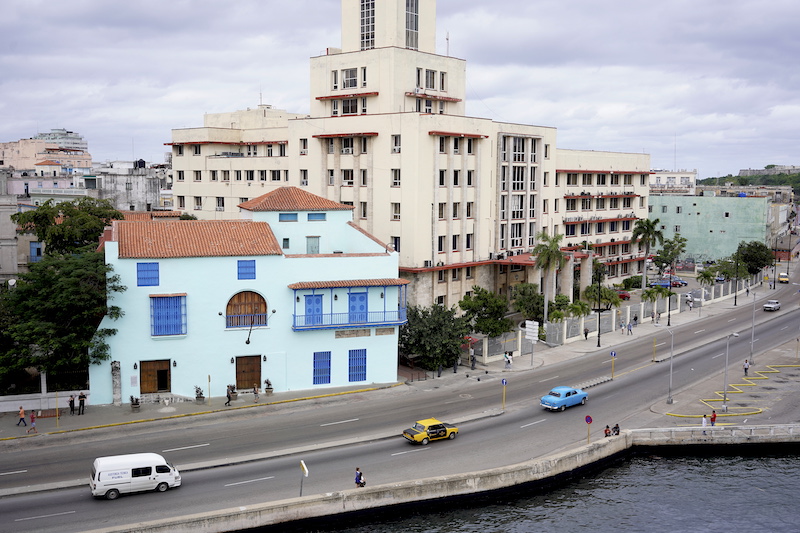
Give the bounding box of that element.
[778,272,789,283]
[402,418,459,445]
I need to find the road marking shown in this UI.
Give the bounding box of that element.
[694,329,705,334]
[391,448,429,456]
[538,376,559,383]
[780,326,788,331]
[0,470,27,476]
[15,511,76,522]
[320,418,359,427]
[712,353,723,359]
[224,476,275,487]
[520,419,547,428]
[163,443,210,452]
[655,342,666,347]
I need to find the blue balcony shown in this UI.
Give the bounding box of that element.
[292,308,407,331]
[226,313,269,329]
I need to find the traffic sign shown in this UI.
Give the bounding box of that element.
[501,378,507,386]
[610,351,617,358]
[585,415,593,424]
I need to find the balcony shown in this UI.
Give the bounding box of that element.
[226,313,269,329]
[292,309,407,331]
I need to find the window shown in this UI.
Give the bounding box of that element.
[193,197,202,210]
[332,100,339,116]
[300,169,308,186]
[466,266,473,278]
[360,169,368,186]
[566,199,577,211]
[467,170,474,186]
[641,174,648,185]
[467,138,475,154]
[582,173,592,186]
[349,349,367,382]
[596,222,605,233]
[266,145,274,157]
[238,260,256,280]
[661,205,668,213]
[360,202,367,218]
[511,195,524,219]
[453,170,460,186]
[452,268,460,280]
[511,223,523,247]
[360,0,375,50]
[622,220,631,231]
[391,169,401,187]
[235,170,242,181]
[596,198,605,209]
[177,196,185,209]
[466,233,473,249]
[360,137,368,153]
[392,203,401,220]
[580,222,590,236]
[331,70,338,90]
[177,171,184,182]
[258,170,266,181]
[674,225,681,232]
[425,69,436,89]
[581,198,592,210]
[406,0,419,49]
[609,221,618,232]
[132,467,152,477]
[279,213,298,222]
[342,68,357,89]
[391,236,400,253]
[282,238,289,249]
[308,213,326,221]
[567,173,578,186]
[439,170,446,186]
[452,234,460,251]
[137,263,159,286]
[452,202,460,219]
[240,197,248,204]
[313,351,331,385]
[193,145,201,156]
[328,169,335,186]
[342,98,358,115]
[216,197,224,211]
[529,195,536,218]
[611,173,620,185]
[438,236,445,252]
[512,137,525,162]
[150,295,187,336]
[246,170,254,181]
[193,170,201,181]
[361,66,368,86]
[340,169,353,186]
[439,137,447,153]
[565,225,576,237]
[622,198,632,208]
[676,206,683,213]
[438,203,446,219]
[436,295,445,306]
[467,202,474,218]
[175,145,183,156]
[512,166,525,190]
[222,170,230,182]
[438,270,445,282]
[624,174,633,185]
[391,134,401,153]
[609,198,619,209]
[440,71,447,91]
[597,173,607,186]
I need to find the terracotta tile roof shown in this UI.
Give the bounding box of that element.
[113,220,282,259]
[35,160,61,166]
[120,211,183,221]
[239,186,353,212]
[287,278,410,289]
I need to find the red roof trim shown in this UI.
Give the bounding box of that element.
[428,131,489,139]
[557,169,653,175]
[312,132,379,138]
[164,141,288,146]
[288,278,410,289]
[316,91,379,101]
[405,92,462,102]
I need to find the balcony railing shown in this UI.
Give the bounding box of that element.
[226,313,269,329]
[292,309,407,331]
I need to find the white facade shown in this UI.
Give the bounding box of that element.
[649,169,697,196]
[90,187,406,405]
[170,0,650,307]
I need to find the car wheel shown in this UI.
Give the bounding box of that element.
[105,489,120,501]
[581,397,587,405]
[421,438,429,445]
[560,405,566,412]
[156,482,169,493]
[449,431,457,440]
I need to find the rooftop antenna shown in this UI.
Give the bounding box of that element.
[259,86,263,106]
[674,132,677,171]
[446,31,450,56]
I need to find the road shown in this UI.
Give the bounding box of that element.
[1,295,799,532]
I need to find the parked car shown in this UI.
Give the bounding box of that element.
[763,300,781,312]
[402,418,458,445]
[778,273,789,283]
[649,279,671,288]
[540,386,588,411]
[668,277,689,287]
[615,289,631,300]
[715,275,727,283]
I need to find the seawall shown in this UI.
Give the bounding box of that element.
[84,424,800,533]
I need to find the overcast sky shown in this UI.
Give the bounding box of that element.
[2,0,798,178]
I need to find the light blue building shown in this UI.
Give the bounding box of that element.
[91,187,407,405]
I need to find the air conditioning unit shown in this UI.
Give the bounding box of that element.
[300,149,308,155]
[424,260,433,267]
[596,239,602,244]
[215,207,224,211]
[392,147,401,154]
[341,148,353,154]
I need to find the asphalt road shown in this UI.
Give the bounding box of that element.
[2,291,799,532]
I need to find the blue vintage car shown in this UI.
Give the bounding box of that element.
[540,386,588,411]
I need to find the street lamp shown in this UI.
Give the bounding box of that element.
[750,291,757,365]
[723,332,740,412]
[659,326,675,404]
[595,263,603,348]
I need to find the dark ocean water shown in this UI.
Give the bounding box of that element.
[316,455,799,533]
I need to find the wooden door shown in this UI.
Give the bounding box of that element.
[235,356,261,391]
[140,360,171,393]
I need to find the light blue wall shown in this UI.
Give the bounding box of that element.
[90,213,402,405]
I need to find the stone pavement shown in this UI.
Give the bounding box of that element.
[1,284,793,442]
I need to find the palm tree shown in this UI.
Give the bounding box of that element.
[532,231,568,325]
[631,218,664,291]
[567,300,591,318]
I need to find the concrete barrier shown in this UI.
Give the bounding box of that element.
[83,425,800,533]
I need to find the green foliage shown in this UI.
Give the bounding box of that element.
[715,257,749,280]
[642,286,672,303]
[653,235,688,272]
[622,276,642,289]
[11,198,123,255]
[631,218,664,288]
[552,294,570,314]
[398,305,471,371]
[566,300,591,317]
[459,286,513,337]
[583,285,622,310]
[735,241,774,275]
[532,231,567,322]
[697,269,716,288]
[179,213,198,220]
[510,283,544,322]
[0,250,126,377]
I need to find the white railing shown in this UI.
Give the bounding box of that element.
[629,424,800,444]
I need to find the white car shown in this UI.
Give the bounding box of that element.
[763,300,781,312]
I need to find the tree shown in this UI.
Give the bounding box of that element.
[697,269,716,297]
[631,218,663,290]
[653,235,687,273]
[11,198,123,255]
[179,213,198,220]
[735,241,774,275]
[566,300,591,318]
[510,283,544,322]
[398,305,470,371]
[0,250,125,377]
[532,232,567,323]
[459,286,513,337]
[583,285,622,310]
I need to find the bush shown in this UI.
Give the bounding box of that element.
[622,276,642,289]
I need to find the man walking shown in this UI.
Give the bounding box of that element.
[225,385,232,406]
[702,414,708,435]
[17,406,26,426]
[26,410,37,434]
[743,359,750,377]
[68,395,75,415]
[710,410,717,427]
[78,391,86,415]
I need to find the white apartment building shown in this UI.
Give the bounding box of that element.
[650,169,697,196]
[170,0,650,307]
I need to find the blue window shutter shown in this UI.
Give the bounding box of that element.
[348,292,368,323]
[137,263,159,286]
[313,351,331,384]
[348,349,367,382]
[237,260,256,280]
[150,296,186,336]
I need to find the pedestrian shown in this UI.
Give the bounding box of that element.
[68,395,75,416]
[651,311,655,323]
[17,406,26,426]
[604,425,611,437]
[78,391,86,415]
[470,348,476,370]
[354,467,366,488]
[504,351,511,369]
[702,414,708,435]
[620,320,625,335]
[633,315,638,327]
[612,424,620,436]
[584,327,589,340]
[225,386,232,406]
[627,322,633,335]
[26,410,37,434]
[688,300,693,311]
[656,311,661,324]
[746,286,750,296]
[253,384,259,403]
[710,410,717,427]
[507,351,513,368]
[743,359,750,376]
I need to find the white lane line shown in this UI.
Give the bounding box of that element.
[655,342,666,347]
[224,476,275,487]
[0,470,27,476]
[520,419,547,429]
[162,443,210,453]
[391,448,429,456]
[728,318,736,322]
[780,326,788,331]
[15,511,76,522]
[538,376,559,383]
[712,353,723,359]
[320,418,359,427]
[694,329,706,334]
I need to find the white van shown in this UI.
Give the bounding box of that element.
[90,453,181,500]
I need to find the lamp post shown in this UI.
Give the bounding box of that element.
[596,263,603,348]
[733,253,739,306]
[723,332,740,412]
[664,327,674,404]
[750,291,756,365]
[773,236,778,290]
